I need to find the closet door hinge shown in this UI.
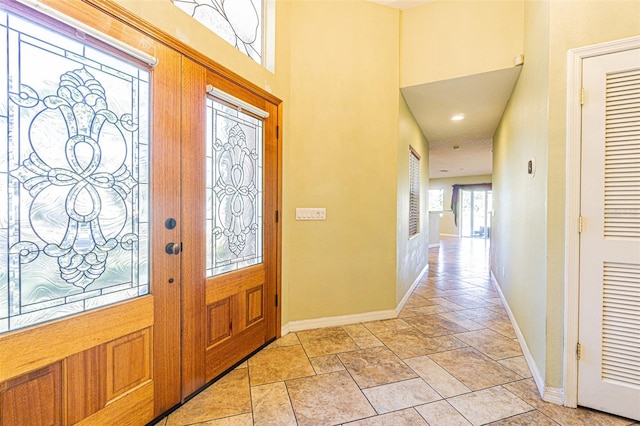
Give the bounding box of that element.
[578,216,584,233]
[580,88,585,105]
[276,125,279,139]
[275,294,279,307]
[275,210,279,223]
[576,342,583,360]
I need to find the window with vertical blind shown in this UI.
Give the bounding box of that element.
[409,147,420,237]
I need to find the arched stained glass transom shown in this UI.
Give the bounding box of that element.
[0,10,150,333]
[172,0,263,64]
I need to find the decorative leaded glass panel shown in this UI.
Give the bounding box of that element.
[0,10,150,333]
[206,98,263,277]
[172,0,263,64]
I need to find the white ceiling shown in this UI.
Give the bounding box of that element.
[369,0,522,180]
[402,66,522,179]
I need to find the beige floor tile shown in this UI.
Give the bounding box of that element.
[251,382,297,426]
[375,327,445,359]
[166,369,251,426]
[447,386,534,426]
[474,315,517,339]
[403,294,436,309]
[454,329,522,360]
[286,371,376,426]
[415,400,472,426]
[196,413,254,426]
[296,326,359,357]
[405,355,471,398]
[398,308,418,318]
[487,410,559,425]
[443,294,494,309]
[267,332,301,349]
[428,297,467,311]
[429,347,522,390]
[342,323,384,349]
[458,308,504,320]
[248,344,315,386]
[404,314,469,337]
[438,311,485,331]
[363,378,441,414]
[338,346,418,388]
[409,305,452,316]
[343,408,429,425]
[309,354,345,374]
[362,318,413,335]
[498,356,532,379]
[431,334,469,351]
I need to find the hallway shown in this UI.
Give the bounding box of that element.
[158,237,636,426]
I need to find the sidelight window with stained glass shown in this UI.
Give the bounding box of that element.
[206,98,263,277]
[0,10,150,333]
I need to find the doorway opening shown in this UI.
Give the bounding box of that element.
[460,189,492,239]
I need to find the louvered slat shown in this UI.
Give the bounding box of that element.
[602,262,640,386]
[604,69,640,239]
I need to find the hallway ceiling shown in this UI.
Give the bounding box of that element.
[402,66,522,179]
[369,0,522,180]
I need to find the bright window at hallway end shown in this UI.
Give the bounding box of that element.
[429,189,444,212]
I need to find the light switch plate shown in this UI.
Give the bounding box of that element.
[296,208,326,220]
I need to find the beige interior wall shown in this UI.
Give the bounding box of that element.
[544,0,640,388]
[396,95,430,306]
[286,1,400,320]
[491,0,550,384]
[400,0,524,87]
[429,174,492,237]
[493,0,640,390]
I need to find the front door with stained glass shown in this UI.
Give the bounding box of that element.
[0,2,182,423]
[180,67,279,386]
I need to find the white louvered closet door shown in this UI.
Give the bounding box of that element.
[579,47,640,421]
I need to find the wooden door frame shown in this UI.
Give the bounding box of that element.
[564,35,640,409]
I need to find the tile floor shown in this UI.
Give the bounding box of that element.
[157,237,638,426]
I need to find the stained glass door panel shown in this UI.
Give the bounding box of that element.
[0,9,149,334]
[206,98,263,277]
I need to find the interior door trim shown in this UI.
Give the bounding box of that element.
[564,34,640,409]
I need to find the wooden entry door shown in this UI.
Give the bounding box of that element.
[181,62,280,394]
[578,46,640,421]
[0,1,181,423]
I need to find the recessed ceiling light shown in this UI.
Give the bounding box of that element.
[451,114,466,121]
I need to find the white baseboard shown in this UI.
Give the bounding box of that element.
[281,264,429,336]
[440,233,458,237]
[396,263,429,315]
[491,272,559,404]
[428,243,440,248]
[284,309,396,333]
[543,386,565,405]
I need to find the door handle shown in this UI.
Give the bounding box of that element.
[165,242,181,255]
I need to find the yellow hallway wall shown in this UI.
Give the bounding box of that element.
[400,0,524,87]
[286,0,400,321]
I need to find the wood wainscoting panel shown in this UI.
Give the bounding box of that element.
[207,298,232,347]
[66,346,107,424]
[106,328,152,402]
[246,286,264,326]
[0,363,61,426]
[74,380,154,426]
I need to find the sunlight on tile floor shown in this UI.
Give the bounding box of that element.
[157,237,638,426]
